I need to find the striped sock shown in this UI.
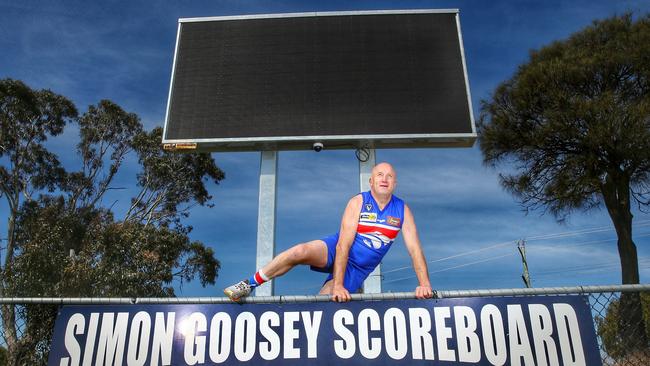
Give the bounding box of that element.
[249,269,269,288]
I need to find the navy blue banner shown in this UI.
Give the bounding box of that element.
[49,295,601,365]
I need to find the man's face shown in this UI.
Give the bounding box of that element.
[370,163,397,196]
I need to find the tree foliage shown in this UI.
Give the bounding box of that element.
[125,127,225,229]
[0,79,224,365]
[479,14,650,355]
[0,79,77,366]
[65,99,143,210]
[479,14,650,219]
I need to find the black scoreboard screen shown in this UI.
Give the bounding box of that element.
[163,10,476,151]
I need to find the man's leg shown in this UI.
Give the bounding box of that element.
[224,240,328,301]
[319,279,334,295]
[260,239,328,278]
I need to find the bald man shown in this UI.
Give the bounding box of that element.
[224,162,433,302]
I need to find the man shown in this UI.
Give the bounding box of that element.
[224,162,433,302]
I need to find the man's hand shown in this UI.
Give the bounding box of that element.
[415,285,433,299]
[332,285,351,302]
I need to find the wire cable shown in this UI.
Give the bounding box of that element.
[382,240,515,274]
[383,253,517,284]
[381,221,650,275]
[527,232,650,251]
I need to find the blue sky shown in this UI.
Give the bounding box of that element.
[1,0,649,297]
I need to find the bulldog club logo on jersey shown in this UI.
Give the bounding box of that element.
[387,216,401,226]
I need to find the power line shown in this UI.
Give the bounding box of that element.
[439,261,650,282]
[533,260,650,279]
[381,222,650,275]
[383,258,650,286]
[382,240,515,274]
[383,253,517,285]
[526,221,650,241]
[527,232,650,251]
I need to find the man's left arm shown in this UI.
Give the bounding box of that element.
[401,204,433,299]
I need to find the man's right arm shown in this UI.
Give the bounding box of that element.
[331,194,362,302]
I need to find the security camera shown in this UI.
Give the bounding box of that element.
[313,142,324,152]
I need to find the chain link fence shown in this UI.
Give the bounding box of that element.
[590,291,649,366]
[0,285,648,365]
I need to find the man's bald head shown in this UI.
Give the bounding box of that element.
[371,162,396,178]
[369,162,397,198]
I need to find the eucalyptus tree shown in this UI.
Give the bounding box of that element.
[1,79,225,364]
[0,78,77,363]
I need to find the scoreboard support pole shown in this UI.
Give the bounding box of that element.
[255,151,278,296]
[360,148,381,294]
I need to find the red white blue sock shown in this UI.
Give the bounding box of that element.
[249,269,269,288]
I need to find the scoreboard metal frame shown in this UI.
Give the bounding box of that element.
[162,9,476,152]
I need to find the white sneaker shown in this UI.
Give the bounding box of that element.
[224,279,252,301]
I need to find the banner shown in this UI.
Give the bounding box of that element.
[49,295,601,365]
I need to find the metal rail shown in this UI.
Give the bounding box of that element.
[0,284,648,305]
